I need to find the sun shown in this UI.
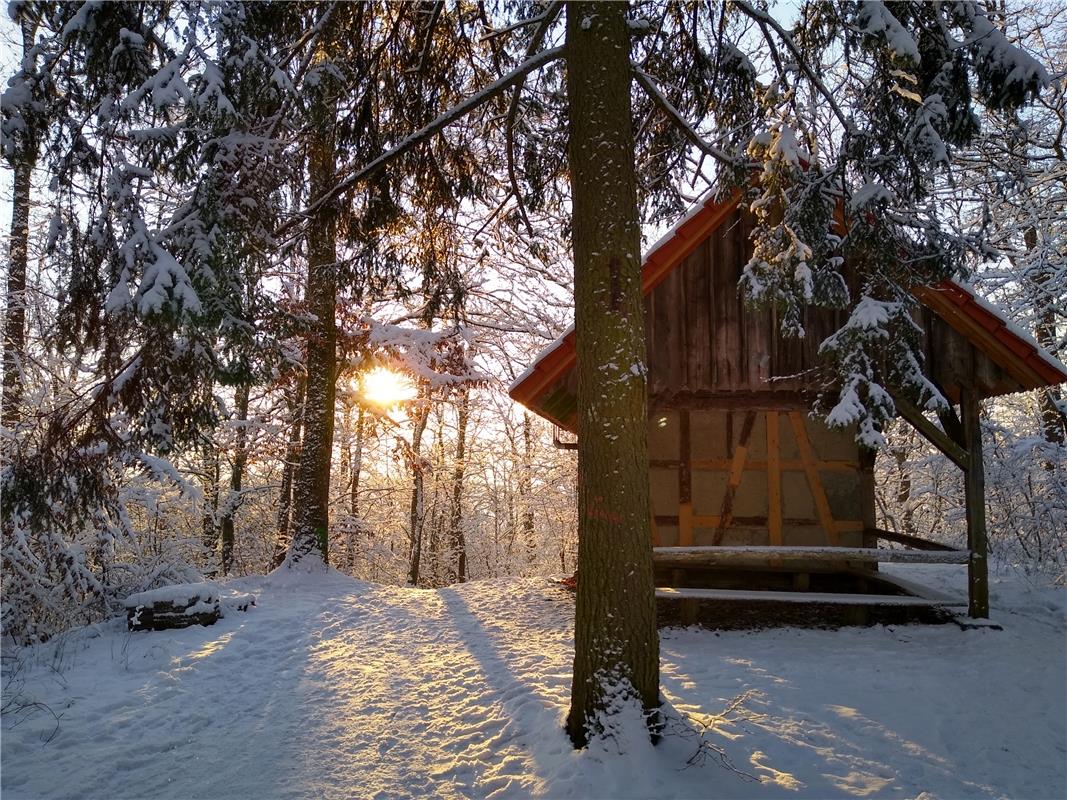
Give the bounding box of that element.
[360,367,417,408]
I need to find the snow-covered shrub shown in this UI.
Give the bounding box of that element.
[876,392,1067,583]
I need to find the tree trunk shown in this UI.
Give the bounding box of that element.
[289,36,339,567]
[273,376,305,569]
[345,404,365,573]
[202,442,220,569]
[564,1,659,748]
[1,19,37,435]
[351,405,364,518]
[448,387,470,583]
[520,412,537,566]
[1025,228,1067,448]
[220,382,250,575]
[407,387,431,586]
[425,412,446,586]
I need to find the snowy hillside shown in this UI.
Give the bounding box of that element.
[2,567,1065,800]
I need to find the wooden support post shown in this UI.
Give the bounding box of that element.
[766,411,783,546]
[961,388,989,619]
[893,395,968,470]
[678,504,693,547]
[858,448,878,552]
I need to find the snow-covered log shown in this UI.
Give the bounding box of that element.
[124,582,221,632]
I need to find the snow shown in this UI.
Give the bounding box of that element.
[3,567,1064,799]
[849,181,894,211]
[947,280,1067,379]
[856,2,920,63]
[122,581,219,609]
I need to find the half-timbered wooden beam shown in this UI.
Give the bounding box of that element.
[713,411,756,544]
[766,411,783,546]
[788,412,841,546]
[651,458,859,472]
[654,515,865,531]
[866,527,964,553]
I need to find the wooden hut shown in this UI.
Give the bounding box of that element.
[509,190,1067,621]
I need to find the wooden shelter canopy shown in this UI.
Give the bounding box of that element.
[510,190,1067,432]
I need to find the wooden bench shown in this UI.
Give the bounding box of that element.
[653,545,970,567]
[655,586,966,607]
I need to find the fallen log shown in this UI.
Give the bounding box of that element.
[124,582,221,632]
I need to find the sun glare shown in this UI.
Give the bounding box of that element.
[361,368,417,408]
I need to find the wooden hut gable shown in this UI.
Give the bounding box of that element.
[510,192,1067,430]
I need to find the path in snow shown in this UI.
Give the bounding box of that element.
[2,566,1065,799]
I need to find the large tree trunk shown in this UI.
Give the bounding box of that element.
[289,37,339,567]
[1,18,37,435]
[447,387,470,583]
[564,1,659,748]
[220,382,250,575]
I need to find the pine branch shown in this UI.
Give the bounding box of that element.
[279,45,566,238]
[632,67,735,167]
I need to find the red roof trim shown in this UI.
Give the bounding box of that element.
[923,281,1067,387]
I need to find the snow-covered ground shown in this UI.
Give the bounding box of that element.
[2,565,1064,800]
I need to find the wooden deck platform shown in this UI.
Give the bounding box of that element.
[651,544,970,627]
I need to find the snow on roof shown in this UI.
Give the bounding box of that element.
[508,324,574,395]
[945,280,1067,379]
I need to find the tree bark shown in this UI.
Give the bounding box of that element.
[202,442,220,569]
[220,382,250,575]
[1024,228,1067,448]
[407,386,431,586]
[520,412,536,566]
[350,405,364,518]
[290,35,339,567]
[347,405,366,572]
[564,0,659,748]
[448,387,470,583]
[2,17,37,436]
[273,376,305,569]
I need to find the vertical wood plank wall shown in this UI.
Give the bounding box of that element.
[645,208,848,396]
[642,205,868,547]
